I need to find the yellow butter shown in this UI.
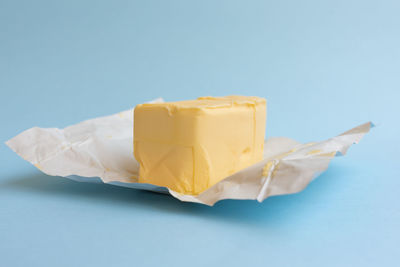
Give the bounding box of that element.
[134,96,267,195]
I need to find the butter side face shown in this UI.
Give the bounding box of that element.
[134,96,267,195]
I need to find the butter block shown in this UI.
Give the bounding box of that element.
[134,96,267,195]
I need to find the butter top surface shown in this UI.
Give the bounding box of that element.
[136,96,266,110]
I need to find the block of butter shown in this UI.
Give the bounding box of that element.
[134,96,267,195]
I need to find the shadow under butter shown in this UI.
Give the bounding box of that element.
[1,163,353,225]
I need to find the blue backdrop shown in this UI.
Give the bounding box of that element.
[1,1,399,266]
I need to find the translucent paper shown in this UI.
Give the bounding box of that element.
[6,100,372,206]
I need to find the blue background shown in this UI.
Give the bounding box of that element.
[1,1,399,266]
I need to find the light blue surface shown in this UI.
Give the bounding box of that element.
[1,1,399,266]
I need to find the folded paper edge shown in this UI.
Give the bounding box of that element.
[169,121,373,206]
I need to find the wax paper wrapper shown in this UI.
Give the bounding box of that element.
[6,99,372,206]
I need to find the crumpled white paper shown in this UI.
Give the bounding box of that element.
[6,99,372,206]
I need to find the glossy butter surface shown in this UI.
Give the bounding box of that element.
[134,96,267,195]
